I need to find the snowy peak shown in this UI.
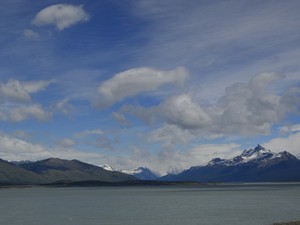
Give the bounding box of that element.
[160,145,300,183]
[238,145,274,163]
[120,167,143,175]
[254,144,265,151]
[241,145,271,158]
[206,145,296,167]
[100,164,115,171]
[100,165,159,180]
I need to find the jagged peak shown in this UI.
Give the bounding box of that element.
[241,145,271,157]
[254,144,265,151]
[206,158,226,166]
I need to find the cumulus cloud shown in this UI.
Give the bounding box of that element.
[121,72,300,137]
[32,4,89,30]
[160,94,212,129]
[0,79,54,122]
[0,132,51,160]
[263,132,300,157]
[0,132,104,163]
[97,67,188,108]
[148,124,196,147]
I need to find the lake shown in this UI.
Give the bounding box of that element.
[0,183,299,225]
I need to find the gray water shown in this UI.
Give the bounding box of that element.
[1,183,300,225]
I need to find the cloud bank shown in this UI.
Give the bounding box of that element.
[120,72,300,141]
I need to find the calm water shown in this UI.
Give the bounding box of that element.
[0,183,299,225]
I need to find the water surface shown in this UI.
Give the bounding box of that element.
[1,183,299,225]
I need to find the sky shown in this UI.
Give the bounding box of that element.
[0,0,300,175]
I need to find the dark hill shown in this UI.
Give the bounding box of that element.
[18,158,136,183]
[0,159,44,184]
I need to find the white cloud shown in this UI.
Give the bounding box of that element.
[6,104,51,122]
[105,143,241,175]
[279,124,300,134]
[32,4,89,31]
[0,80,31,102]
[23,80,55,93]
[121,72,300,137]
[0,79,53,103]
[263,132,300,157]
[160,94,212,129]
[0,133,51,160]
[0,79,54,122]
[0,132,104,163]
[97,67,188,108]
[0,131,242,174]
[148,124,196,147]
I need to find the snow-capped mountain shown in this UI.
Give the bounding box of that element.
[100,165,159,180]
[120,167,159,180]
[206,144,289,167]
[99,164,115,172]
[161,145,300,182]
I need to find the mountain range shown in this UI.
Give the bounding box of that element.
[0,158,136,185]
[160,145,300,182]
[1,145,300,185]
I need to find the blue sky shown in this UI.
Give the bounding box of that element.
[0,0,300,174]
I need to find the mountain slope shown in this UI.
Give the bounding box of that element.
[0,159,44,184]
[161,145,300,182]
[18,158,137,183]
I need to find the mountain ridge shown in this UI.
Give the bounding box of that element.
[0,158,136,185]
[160,145,300,182]
[1,145,300,184]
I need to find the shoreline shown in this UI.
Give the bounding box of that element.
[1,181,300,189]
[273,222,300,225]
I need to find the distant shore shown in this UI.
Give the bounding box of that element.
[273,221,300,225]
[0,180,204,188]
[1,180,300,188]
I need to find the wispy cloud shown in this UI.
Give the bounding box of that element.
[0,104,51,122]
[97,67,188,108]
[75,129,103,138]
[0,79,54,102]
[23,29,39,40]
